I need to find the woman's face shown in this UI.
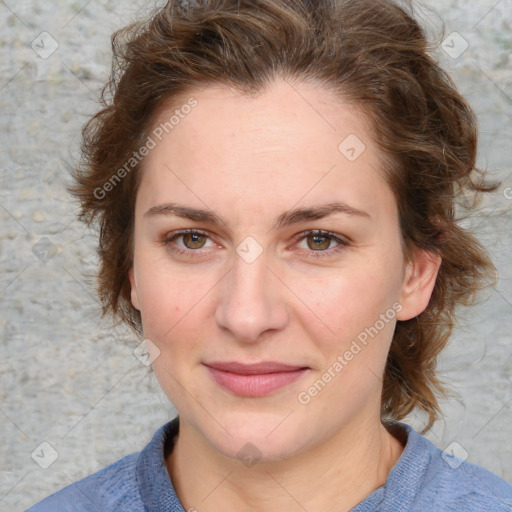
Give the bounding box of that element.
[128,79,437,461]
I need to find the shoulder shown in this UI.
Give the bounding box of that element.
[422,447,512,511]
[26,419,180,512]
[25,452,143,512]
[397,423,512,512]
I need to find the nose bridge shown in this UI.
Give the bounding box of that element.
[215,241,288,342]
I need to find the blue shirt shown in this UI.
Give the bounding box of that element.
[27,416,512,511]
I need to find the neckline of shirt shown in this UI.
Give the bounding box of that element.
[136,416,426,511]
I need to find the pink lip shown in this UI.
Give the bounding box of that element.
[204,361,309,397]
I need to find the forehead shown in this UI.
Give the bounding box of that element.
[137,79,396,224]
[150,79,373,157]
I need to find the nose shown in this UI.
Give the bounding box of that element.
[214,245,289,344]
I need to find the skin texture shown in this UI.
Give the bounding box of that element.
[128,78,441,511]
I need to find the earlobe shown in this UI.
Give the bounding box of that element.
[128,267,140,311]
[396,248,441,321]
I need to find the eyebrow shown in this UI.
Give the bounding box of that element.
[143,201,370,229]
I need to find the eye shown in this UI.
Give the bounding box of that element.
[162,229,215,257]
[294,230,349,258]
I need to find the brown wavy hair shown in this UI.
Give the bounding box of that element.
[68,0,498,432]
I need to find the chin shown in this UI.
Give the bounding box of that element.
[199,408,311,463]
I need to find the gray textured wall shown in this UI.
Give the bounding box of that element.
[1,1,511,510]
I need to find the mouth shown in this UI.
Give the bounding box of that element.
[203,361,310,397]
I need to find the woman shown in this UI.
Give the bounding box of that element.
[28,0,512,510]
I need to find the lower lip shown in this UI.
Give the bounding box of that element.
[206,366,308,397]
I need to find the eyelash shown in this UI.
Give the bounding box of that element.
[161,229,349,259]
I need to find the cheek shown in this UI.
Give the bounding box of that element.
[301,263,402,404]
[306,259,402,342]
[134,252,217,346]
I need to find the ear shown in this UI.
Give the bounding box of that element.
[128,267,140,311]
[396,248,441,321]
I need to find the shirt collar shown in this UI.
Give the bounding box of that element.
[352,421,432,511]
[136,415,184,512]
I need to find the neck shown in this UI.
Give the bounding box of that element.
[166,413,405,512]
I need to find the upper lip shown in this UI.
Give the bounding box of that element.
[204,361,308,375]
